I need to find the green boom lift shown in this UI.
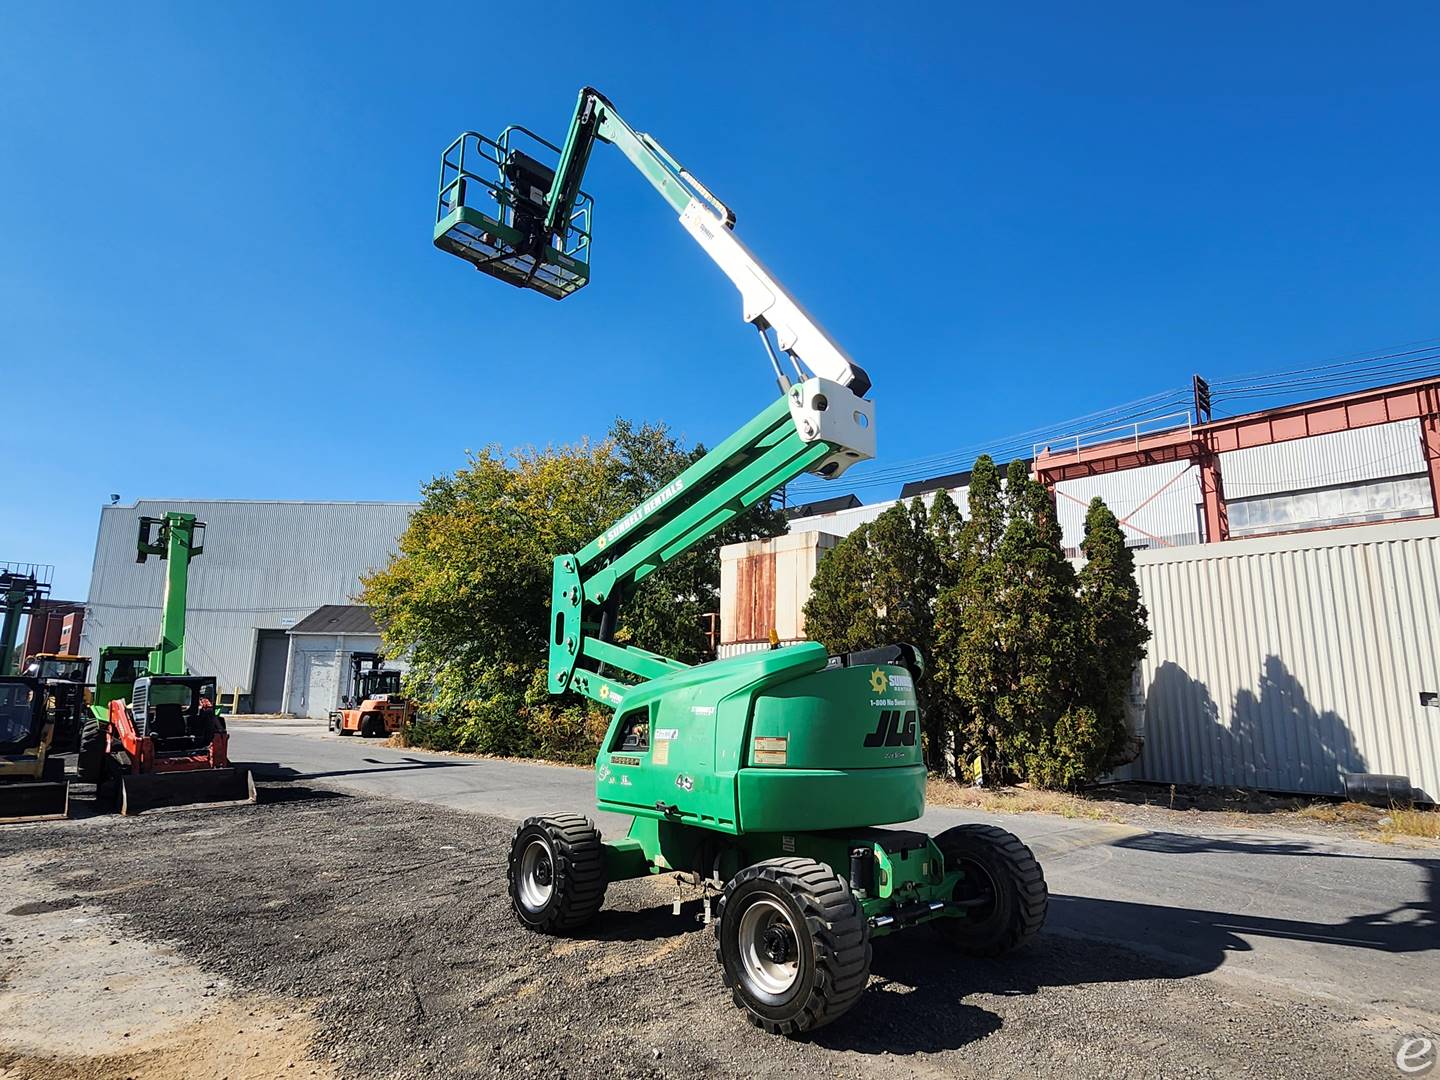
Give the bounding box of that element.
[435,89,1047,1034]
[78,513,254,813]
[86,512,205,734]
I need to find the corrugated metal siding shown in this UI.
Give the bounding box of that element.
[787,499,899,539]
[81,500,415,693]
[1125,517,1440,800]
[799,468,1206,553]
[1056,461,1201,550]
[718,639,803,659]
[1221,419,1425,498]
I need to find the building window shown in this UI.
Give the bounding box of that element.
[1227,475,1431,538]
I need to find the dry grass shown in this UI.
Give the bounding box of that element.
[925,778,1439,846]
[1293,800,1384,825]
[924,778,1117,821]
[1380,806,1440,841]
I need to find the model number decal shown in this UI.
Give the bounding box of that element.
[862,710,917,749]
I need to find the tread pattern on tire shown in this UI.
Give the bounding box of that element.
[715,856,872,1036]
[508,813,607,933]
[937,823,1047,955]
[75,720,105,784]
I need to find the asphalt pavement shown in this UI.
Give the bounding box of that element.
[231,717,1440,1025]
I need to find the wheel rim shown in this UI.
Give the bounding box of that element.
[953,857,999,922]
[736,896,801,998]
[517,837,555,912]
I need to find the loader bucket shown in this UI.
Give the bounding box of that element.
[118,767,257,816]
[0,780,71,823]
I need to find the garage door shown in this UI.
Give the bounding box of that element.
[296,651,340,719]
[251,630,289,714]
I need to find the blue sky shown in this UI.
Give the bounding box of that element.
[3,2,1437,599]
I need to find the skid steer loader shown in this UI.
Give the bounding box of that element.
[102,674,255,815]
[434,89,1048,1035]
[80,513,256,814]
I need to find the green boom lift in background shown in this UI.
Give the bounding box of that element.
[435,88,1047,1034]
[78,513,253,814]
[84,512,206,735]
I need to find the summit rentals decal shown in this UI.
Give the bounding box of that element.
[596,478,685,551]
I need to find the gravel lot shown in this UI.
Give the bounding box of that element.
[0,781,1419,1079]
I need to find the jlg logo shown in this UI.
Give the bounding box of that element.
[863,710,917,748]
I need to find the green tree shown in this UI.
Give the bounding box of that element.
[993,461,1081,788]
[362,440,622,756]
[1075,497,1151,766]
[804,497,951,772]
[803,520,883,653]
[610,419,787,663]
[928,487,966,593]
[363,418,785,760]
[933,455,1009,780]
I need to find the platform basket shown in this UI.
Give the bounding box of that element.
[433,128,593,301]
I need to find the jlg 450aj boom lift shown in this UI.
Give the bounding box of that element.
[435,89,1047,1034]
[78,513,256,815]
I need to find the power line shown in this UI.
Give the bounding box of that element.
[790,336,1440,501]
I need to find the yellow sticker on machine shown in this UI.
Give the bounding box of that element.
[753,736,787,765]
[652,740,670,766]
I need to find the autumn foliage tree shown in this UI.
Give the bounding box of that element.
[362,420,785,761]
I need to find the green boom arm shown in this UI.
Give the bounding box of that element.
[135,512,204,676]
[438,89,879,710]
[550,392,841,708]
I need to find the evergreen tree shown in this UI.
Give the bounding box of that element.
[810,460,1151,792]
[803,498,950,772]
[933,455,1009,780]
[803,521,881,654]
[928,488,966,593]
[991,462,1079,784]
[1076,497,1151,766]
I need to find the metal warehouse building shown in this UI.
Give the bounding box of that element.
[80,500,414,711]
[784,416,1434,555]
[724,378,1440,801]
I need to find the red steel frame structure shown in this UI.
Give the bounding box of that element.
[1033,376,1440,544]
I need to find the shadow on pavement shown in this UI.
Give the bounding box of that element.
[1089,829,1440,957]
[258,783,352,805]
[248,759,488,783]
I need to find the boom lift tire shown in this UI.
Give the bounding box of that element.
[508,815,607,932]
[715,858,872,1035]
[930,824,1047,956]
[75,720,105,784]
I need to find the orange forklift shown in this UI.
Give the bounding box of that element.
[328,653,413,738]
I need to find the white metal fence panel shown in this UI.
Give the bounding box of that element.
[1127,517,1440,800]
